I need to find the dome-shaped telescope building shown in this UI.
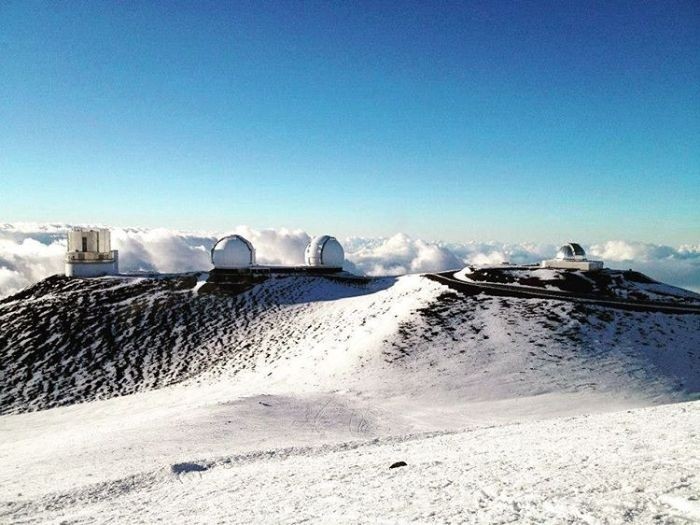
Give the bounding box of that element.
[555,243,587,262]
[205,233,344,291]
[542,242,603,271]
[305,235,344,271]
[211,235,256,269]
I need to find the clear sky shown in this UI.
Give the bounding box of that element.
[1,1,698,244]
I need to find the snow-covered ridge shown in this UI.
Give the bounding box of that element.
[1,272,699,523]
[455,266,700,304]
[2,272,699,416]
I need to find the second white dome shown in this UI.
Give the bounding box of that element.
[305,235,344,268]
[556,243,587,261]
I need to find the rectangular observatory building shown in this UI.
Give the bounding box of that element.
[65,228,119,277]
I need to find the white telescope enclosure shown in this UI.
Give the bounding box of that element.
[304,235,344,268]
[65,228,119,277]
[211,235,256,269]
[542,242,603,271]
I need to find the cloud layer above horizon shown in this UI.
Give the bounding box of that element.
[0,224,698,298]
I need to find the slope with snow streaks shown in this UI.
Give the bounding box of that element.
[1,272,699,417]
[377,291,700,399]
[1,272,700,523]
[0,274,403,414]
[456,266,700,304]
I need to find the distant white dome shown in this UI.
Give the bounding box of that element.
[556,243,587,261]
[305,235,344,268]
[211,235,256,269]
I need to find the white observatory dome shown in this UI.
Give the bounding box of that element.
[211,235,256,269]
[305,235,344,268]
[556,243,587,261]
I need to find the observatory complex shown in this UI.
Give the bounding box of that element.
[206,234,345,285]
[65,228,119,277]
[61,226,604,288]
[541,243,603,271]
[62,228,345,283]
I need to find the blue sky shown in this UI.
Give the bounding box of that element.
[1,1,698,243]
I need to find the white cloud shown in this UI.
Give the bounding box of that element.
[444,241,551,267]
[0,267,32,299]
[589,240,700,292]
[0,237,66,297]
[0,225,698,297]
[230,226,310,266]
[346,233,463,275]
[110,228,214,273]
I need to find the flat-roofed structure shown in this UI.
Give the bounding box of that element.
[65,228,119,277]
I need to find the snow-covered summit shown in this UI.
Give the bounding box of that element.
[454,265,700,304]
[2,271,698,416]
[1,271,699,522]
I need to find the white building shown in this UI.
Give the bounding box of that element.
[541,243,603,271]
[65,228,119,277]
[211,235,256,270]
[304,235,344,269]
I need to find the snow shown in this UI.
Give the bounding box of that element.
[192,272,209,294]
[1,398,698,523]
[1,273,699,523]
[452,265,700,305]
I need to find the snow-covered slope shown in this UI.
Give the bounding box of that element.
[455,266,700,304]
[1,272,699,523]
[2,273,699,415]
[3,401,697,524]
